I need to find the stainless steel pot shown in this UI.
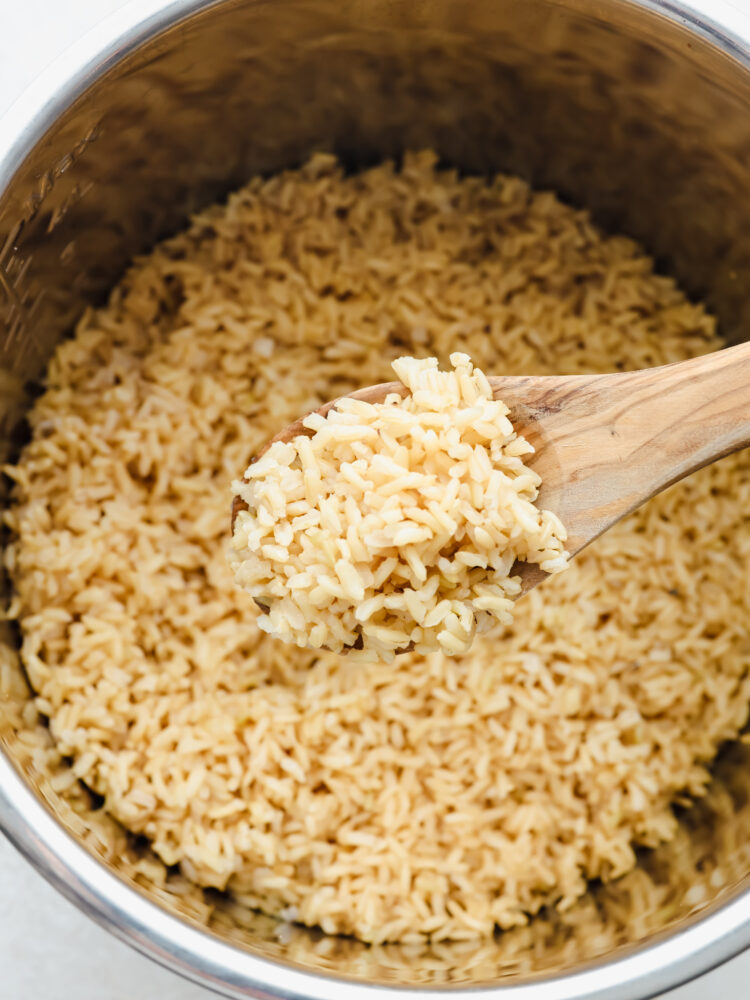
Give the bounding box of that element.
[2,1,750,997]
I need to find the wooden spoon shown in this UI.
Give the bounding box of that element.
[232,341,750,602]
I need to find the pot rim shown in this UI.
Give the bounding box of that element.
[2,1,750,997]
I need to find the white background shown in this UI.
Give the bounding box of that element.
[2,2,750,998]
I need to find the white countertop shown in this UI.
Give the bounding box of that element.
[2,2,750,997]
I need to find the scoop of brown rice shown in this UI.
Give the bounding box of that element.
[230,353,567,660]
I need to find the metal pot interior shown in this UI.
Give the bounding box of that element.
[2,0,750,990]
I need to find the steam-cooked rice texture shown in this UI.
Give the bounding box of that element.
[5,152,750,943]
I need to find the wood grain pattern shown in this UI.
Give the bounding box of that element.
[232,342,750,599]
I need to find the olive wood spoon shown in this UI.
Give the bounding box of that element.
[232,341,750,601]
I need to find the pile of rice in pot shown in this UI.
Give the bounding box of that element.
[4,151,750,944]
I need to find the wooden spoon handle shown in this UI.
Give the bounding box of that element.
[489,340,750,563]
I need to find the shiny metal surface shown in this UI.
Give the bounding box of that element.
[2,1,750,997]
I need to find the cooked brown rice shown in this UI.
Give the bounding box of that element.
[4,151,750,944]
[230,353,568,661]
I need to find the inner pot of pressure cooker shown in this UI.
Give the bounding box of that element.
[2,0,750,988]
